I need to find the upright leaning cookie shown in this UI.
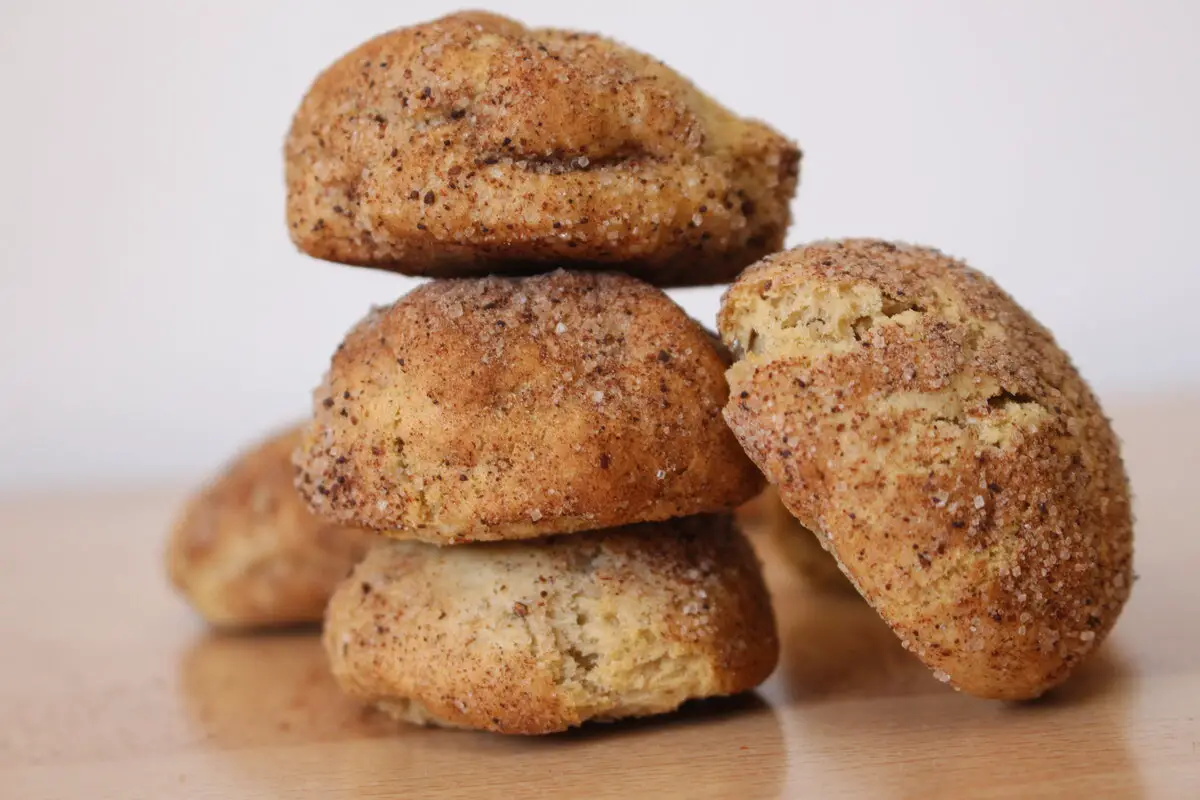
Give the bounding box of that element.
[286,11,800,287]
[324,513,778,734]
[718,239,1133,699]
[295,270,764,544]
[168,426,373,628]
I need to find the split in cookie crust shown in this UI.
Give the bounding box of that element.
[718,239,1133,700]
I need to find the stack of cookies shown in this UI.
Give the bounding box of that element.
[169,8,1135,731]
[282,11,800,734]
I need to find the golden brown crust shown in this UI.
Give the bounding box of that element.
[285,11,800,287]
[737,488,855,594]
[295,270,764,543]
[718,239,1134,699]
[323,513,778,734]
[167,426,374,628]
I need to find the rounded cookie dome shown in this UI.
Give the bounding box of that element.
[323,513,778,734]
[296,270,764,543]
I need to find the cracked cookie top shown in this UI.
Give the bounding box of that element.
[718,239,1133,700]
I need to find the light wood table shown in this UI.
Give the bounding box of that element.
[1,392,1197,799]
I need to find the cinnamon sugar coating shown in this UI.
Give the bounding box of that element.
[324,513,777,734]
[285,11,799,287]
[295,270,763,543]
[719,239,1133,699]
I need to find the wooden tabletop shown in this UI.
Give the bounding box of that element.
[1,391,1197,799]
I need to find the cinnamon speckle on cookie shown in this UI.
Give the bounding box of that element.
[718,239,1134,700]
[285,11,799,286]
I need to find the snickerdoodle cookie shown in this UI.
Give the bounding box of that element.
[285,11,799,287]
[168,426,373,628]
[718,239,1133,700]
[323,513,777,734]
[737,488,854,594]
[295,270,764,544]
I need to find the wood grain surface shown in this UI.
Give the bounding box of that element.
[1,391,1197,799]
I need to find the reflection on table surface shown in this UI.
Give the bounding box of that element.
[177,625,786,798]
[1,392,1198,797]
[161,527,1147,799]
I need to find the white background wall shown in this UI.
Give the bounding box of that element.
[1,0,1197,493]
